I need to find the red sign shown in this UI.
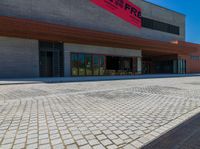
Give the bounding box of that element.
[91,0,142,28]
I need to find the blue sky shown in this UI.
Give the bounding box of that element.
[145,0,200,44]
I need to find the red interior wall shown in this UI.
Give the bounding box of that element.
[183,51,200,73]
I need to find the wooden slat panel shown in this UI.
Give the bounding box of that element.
[0,16,198,55]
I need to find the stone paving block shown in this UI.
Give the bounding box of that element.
[73,134,84,141]
[93,144,106,149]
[53,144,65,149]
[51,138,62,145]
[27,133,38,140]
[0,144,13,149]
[107,144,118,149]
[64,138,75,145]
[138,136,151,144]
[103,130,112,135]
[26,143,38,149]
[131,140,144,148]
[1,77,200,148]
[77,139,88,146]
[88,139,100,146]
[96,134,107,140]
[39,134,49,140]
[123,144,137,149]
[84,134,95,140]
[1,138,14,145]
[134,130,145,136]
[100,139,113,146]
[39,138,50,145]
[112,138,124,146]
[107,134,118,140]
[39,144,51,149]
[113,130,123,135]
[50,133,60,139]
[14,138,26,144]
[119,134,129,140]
[91,130,102,135]
[66,143,79,149]
[79,144,92,149]
[12,143,25,149]
[62,133,73,140]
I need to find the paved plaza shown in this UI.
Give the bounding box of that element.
[1,76,200,149]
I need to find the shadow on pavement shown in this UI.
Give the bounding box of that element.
[142,112,200,149]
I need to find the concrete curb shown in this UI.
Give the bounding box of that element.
[1,74,200,85]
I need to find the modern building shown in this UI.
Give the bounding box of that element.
[0,0,199,78]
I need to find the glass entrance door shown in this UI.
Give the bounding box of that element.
[39,41,64,77]
[178,59,186,74]
[40,51,53,77]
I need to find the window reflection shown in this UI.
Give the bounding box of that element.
[78,54,85,76]
[99,56,105,76]
[85,54,92,76]
[71,54,78,76]
[71,53,106,76]
[71,53,137,76]
[93,55,100,76]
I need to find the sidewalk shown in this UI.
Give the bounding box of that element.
[0,74,200,85]
[1,76,200,148]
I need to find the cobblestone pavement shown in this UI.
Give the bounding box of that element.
[1,77,200,149]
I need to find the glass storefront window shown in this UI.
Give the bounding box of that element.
[85,54,92,76]
[99,56,105,76]
[93,55,100,76]
[178,59,186,74]
[78,54,85,76]
[71,53,106,76]
[132,57,137,74]
[119,57,132,75]
[71,53,78,76]
[172,60,176,74]
[137,57,142,74]
[71,53,135,76]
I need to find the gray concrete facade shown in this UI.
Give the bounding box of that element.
[0,0,185,42]
[0,37,39,78]
[0,0,186,78]
[0,39,142,78]
[64,43,142,77]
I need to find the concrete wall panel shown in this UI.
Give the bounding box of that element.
[0,37,39,78]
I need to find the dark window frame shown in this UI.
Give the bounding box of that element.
[142,17,180,35]
[39,41,64,77]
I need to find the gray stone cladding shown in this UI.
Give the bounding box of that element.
[0,37,39,78]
